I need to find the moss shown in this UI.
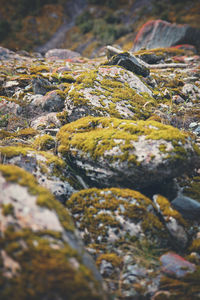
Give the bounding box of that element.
[56,111,69,125]
[33,134,55,151]
[1,203,14,216]
[96,253,122,268]
[183,176,200,202]
[154,195,187,226]
[189,239,200,253]
[30,65,50,74]
[0,164,74,232]
[0,228,103,300]
[57,116,194,163]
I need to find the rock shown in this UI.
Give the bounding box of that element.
[31,76,53,95]
[30,112,62,130]
[0,164,108,300]
[153,195,188,248]
[67,187,169,299]
[57,116,199,190]
[171,194,200,220]
[106,52,150,77]
[160,252,196,278]
[45,48,81,60]
[132,20,200,52]
[0,146,75,203]
[41,90,65,112]
[64,66,154,122]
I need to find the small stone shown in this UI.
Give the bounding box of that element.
[171,194,200,220]
[160,252,196,278]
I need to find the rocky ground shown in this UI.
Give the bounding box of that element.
[0,25,200,299]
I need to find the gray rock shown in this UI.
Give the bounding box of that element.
[106,52,150,77]
[171,194,200,219]
[132,19,200,52]
[41,90,65,112]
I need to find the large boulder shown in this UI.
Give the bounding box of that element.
[132,20,200,52]
[57,116,199,190]
[0,164,108,300]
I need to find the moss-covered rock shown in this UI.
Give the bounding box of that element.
[67,187,172,298]
[64,66,155,122]
[0,146,75,202]
[57,116,199,189]
[0,164,108,300]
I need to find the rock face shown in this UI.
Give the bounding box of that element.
[57,116,199,189]
[0,165,108,300]
[132,20,200,52]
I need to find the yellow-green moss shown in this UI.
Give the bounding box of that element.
[1,203,14,216]
[96,253,122,268]
[0,164,74,232]
[57,116,194,163]
[33,134,55,151]
[189,239,200,253]
[154,195,187,226]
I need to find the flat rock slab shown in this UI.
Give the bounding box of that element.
[57,116,199,189]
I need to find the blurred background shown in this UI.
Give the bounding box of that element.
[0,0,199,57]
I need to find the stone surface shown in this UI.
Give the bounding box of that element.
[132,19,200,52]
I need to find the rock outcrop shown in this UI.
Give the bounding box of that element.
[132,20,200,52]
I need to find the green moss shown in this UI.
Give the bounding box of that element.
[154,195,187,226]
[0,227,103,300]
[189,239,200,253]
[30,65,50,74]
[96,253,122,268]
[1,203,14,216]
[57,116,194,163]
[33,134,55,151]
[0,164,74,232]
